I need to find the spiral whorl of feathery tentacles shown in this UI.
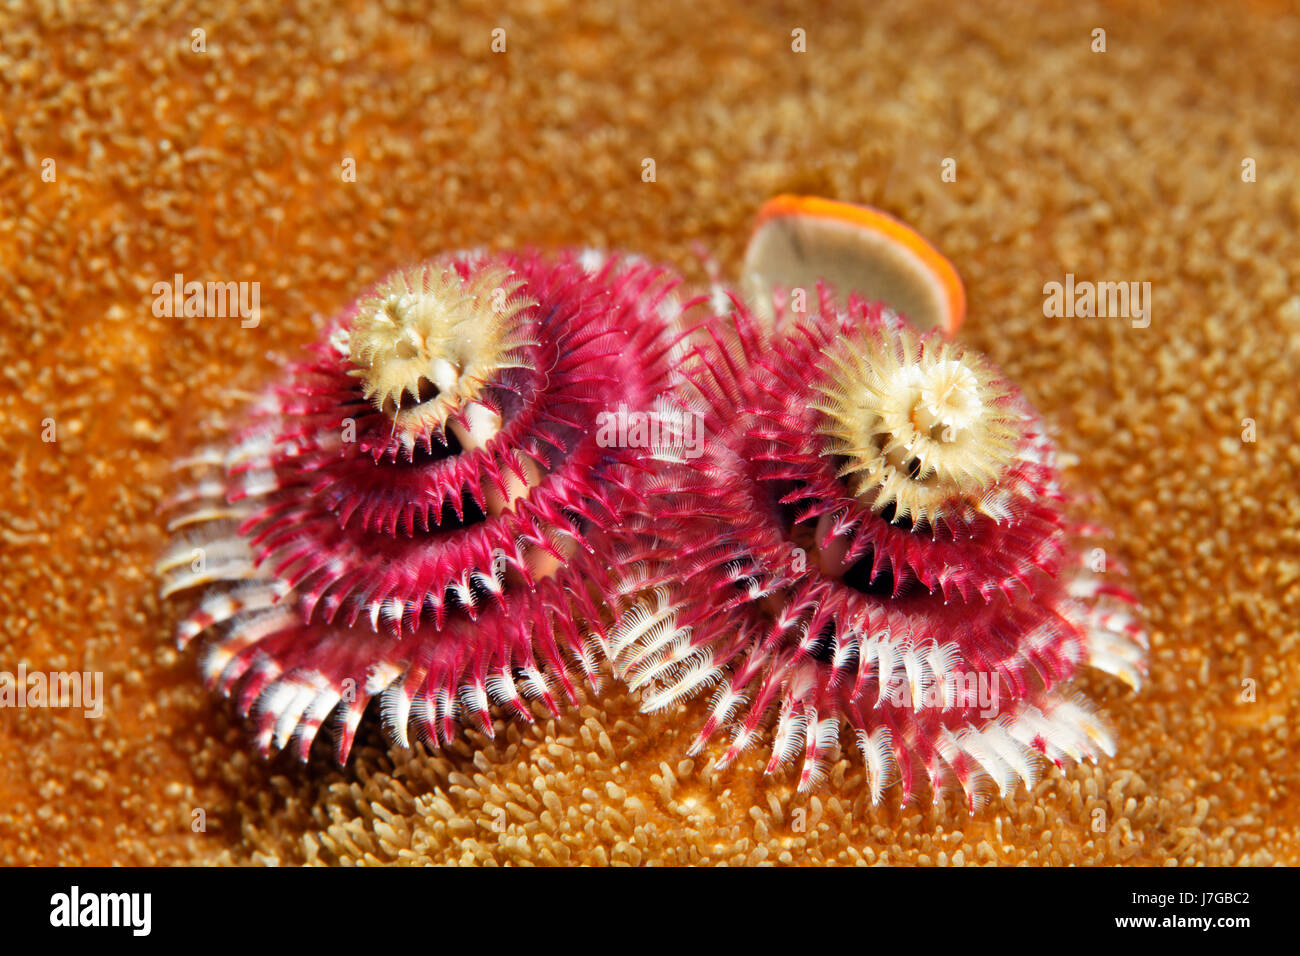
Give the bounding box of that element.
[603,286,1148,807]
[157,251,692,761]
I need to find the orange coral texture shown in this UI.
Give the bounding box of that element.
[1,0,1298,865]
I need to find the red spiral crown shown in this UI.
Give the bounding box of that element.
[159,251,691,761]
[600,286,1147,807]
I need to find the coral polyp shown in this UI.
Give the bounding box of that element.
[603,285,1147,806]
[158,251,688,761]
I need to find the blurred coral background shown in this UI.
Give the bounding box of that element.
[1,0,1297,864]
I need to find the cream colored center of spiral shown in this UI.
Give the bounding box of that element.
[344,263,537,454]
